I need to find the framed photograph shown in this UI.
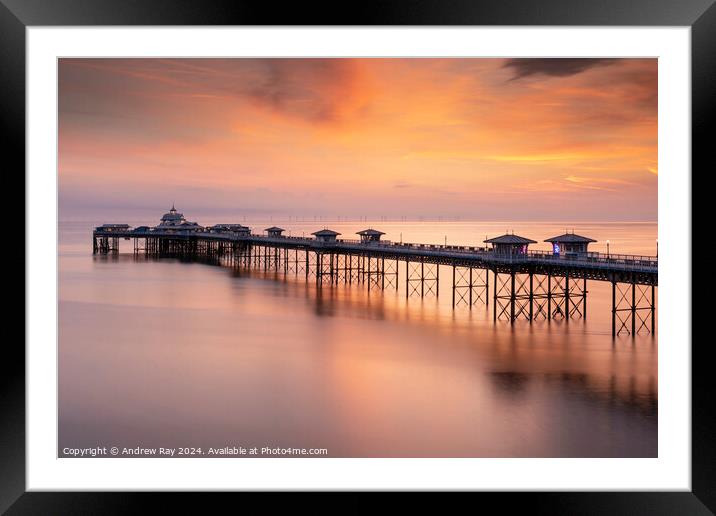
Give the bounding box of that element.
[5,0,711,512]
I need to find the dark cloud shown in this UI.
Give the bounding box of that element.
[243,59,356,123]
[503,58,618,80]
[146,58,361,124]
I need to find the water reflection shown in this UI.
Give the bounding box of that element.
[489,372,531,398]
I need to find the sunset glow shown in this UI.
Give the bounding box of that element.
[59,58,657,221]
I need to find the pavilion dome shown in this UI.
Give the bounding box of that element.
[159,204,186,225]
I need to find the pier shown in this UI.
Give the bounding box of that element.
[93,208,657,338]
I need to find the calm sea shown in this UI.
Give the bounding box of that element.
[59,220,657,457]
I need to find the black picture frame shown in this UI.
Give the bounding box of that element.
[3,0,710,513]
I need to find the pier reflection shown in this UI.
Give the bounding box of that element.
[133,255,658,421]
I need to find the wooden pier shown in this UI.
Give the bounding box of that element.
[93,224,657,338]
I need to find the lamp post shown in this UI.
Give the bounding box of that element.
[606,240,610,259]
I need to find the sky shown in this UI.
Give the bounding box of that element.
[58,58,657,222]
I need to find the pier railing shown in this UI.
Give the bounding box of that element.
[326,238,657,270]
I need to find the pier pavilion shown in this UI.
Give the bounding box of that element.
[312,229,341,242]
[357,229,385,243]
[265,226,286,237]
[157,204,184,226]
[156,205,203,232]
[484,233,537,255]
[545,232,597,258]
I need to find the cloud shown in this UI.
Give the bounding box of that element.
[503,58,618,80]
[243,59,361,123]
[562,175,638,191]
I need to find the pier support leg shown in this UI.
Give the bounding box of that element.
[584,278,588,319]
[564,271,570,322]
[486,268,489,307]
[651,284,656,334]
[405,259,409,299]
[436,264,439,297]
[348,255,353,284]
[529,272,534,321]
[452,265,456,308]
[510,270,516,324]
[395,259,399,291]
[421,259,425,298]
[631,280,636,337]
[330,253,335,284]
[317,252,323,286]
[493,270,498,322]
[381,257,385,290]
[547,272,552,321]
[612,281,617,338]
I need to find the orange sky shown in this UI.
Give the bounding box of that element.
[58,58,657,221]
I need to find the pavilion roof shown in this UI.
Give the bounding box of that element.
[311,229,341,236]
[544,233,597,243]
[484,234,537,245]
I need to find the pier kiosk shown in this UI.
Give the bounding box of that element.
[356,228,385,243]
[484,233,537,256]
[265,226,286,237]
[176,221,204,233]
[210,224,251,236]
[544,232,596,258]
[95,223,131,233]
[312,229,341,242]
